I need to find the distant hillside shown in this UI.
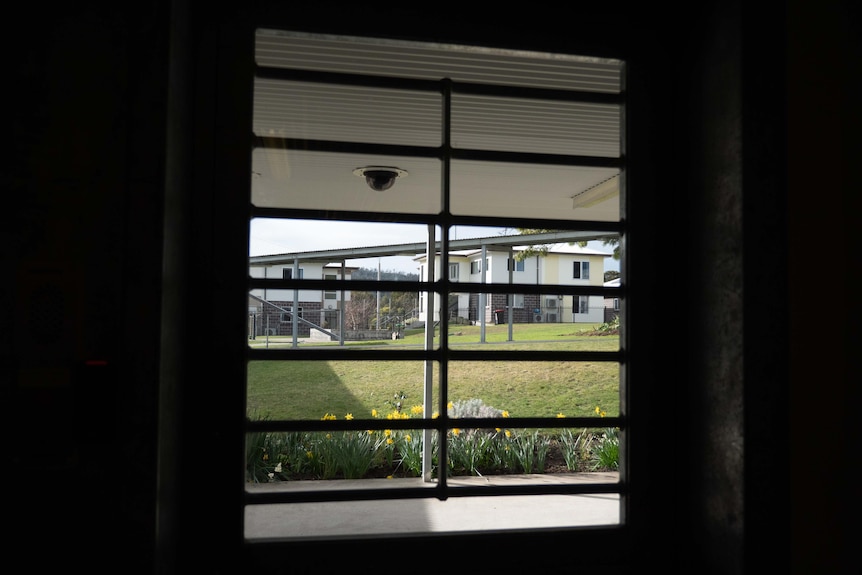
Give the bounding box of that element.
[351,268,419,282]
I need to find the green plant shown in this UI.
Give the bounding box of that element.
[559,427,591,471]
[398,431,424,476]
[591,426,619,471]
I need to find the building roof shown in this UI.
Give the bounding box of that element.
[248,231,618,266]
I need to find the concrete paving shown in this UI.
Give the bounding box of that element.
[245,472,620,540]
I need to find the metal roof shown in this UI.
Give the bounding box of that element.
[248,231,618,265]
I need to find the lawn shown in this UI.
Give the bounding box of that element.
[247,322,620,421]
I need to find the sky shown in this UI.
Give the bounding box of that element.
[249,219,620,274]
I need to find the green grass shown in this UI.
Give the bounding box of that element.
[247,322,619,421]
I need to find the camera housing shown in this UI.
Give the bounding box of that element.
[353,166,408,191]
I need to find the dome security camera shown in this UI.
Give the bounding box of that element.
[353,166,408,192]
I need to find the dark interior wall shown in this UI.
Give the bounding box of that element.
[4,2,171,569]
[4,1,857,574]
[683,2,747,572]
[786,2,860,573]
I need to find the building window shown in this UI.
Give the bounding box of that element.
[280,307,302,321]
[573,261,590,280]
[449,263,459,281]
[324,274,337,300]
[244,29,624,543]
[575,296,589,314]
[282,268,303,279]
[508,258,525,272]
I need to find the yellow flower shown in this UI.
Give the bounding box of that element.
[505,429,512,438]
[452,428,461,436]
[404,434,412,442]
[306,451,313,459]
[386,438,394,445]
[345,413,354,420]
[326,433,331,439]
[447,401,454,410]
[595,406,601,415]
[372,409,378,418]
[600,410,607,417]
[411,405,423,415]
[556,412,565,418]
[432,411,440,419]
[367,429,374,435]
[384,429,392,437]
[502,410,510,418]
[386,475,393,480]
[495,427,502,433]
[262,453,269,461]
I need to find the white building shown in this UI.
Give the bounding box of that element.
[415,243,613,324]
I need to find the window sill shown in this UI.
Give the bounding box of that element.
[244,472,620,541]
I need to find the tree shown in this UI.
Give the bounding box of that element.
[511,228,620,260]
[344,291,375,330]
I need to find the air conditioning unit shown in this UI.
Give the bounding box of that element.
[547,313,557,323]
[545,298,557,308]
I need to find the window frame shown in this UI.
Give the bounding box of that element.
[573,260,590,280]
[232,24,632,556]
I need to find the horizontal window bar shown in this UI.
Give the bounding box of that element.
[245,416,622,433]
[245,481,624,505]
[247,277,624,296]
[252,135,622,169]
[248,205,625,234]
[246,348,622,362]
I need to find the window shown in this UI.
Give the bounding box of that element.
[573,261,590,280]
[280,307,302,322]
[282,268,303,279]
[244,29,624,542]
[575,296,589,314]
[508,258,525,272]
[324,274,337,300]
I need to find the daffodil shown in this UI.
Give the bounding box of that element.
[404,434,412,442]
[453,428,461,436]
[371,409,378,418]
[502,410,510,418]
[345,413,354,420]
[557,412,565,418]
